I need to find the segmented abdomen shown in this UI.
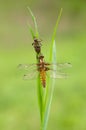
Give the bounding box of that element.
[40,70,46,88]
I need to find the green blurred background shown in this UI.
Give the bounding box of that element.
[0,0,86,130]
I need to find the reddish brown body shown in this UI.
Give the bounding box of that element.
[37,55,50,88]
[40,69,46,87]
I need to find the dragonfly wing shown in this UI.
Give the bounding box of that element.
[48,62,72,70]
[23,70,38,80]
[47,69,68,79]
[50,72,68,78]
[18,64,37,71]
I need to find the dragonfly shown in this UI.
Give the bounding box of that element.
[18,55,72,88]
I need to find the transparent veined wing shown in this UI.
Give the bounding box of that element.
[50,71,68,78]
[18,63,37,71]
[46,62,72,70]
[47,68,68,79]
[23,70,38,80]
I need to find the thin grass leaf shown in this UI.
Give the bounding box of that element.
[28,24,35,39]
[27,7,39,38]
[52,8,63,44]
[36,53,44,124]
[41,8,63,130]
[37,76,48,126]
[27,7,42,123]
[37,74,43,122]
[42,40,56,130]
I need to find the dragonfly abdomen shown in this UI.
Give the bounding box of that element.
[40,70,46,88]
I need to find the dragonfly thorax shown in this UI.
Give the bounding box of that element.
[37,62,50,72]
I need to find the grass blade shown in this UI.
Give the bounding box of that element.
[28,24,35,39]
[52,8,63,43]
[42,40,56,130]
[37,74,43,122]
[42,8,63,130]
[27,7,39,38]
[27,8,43,124]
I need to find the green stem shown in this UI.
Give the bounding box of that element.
[41,8,63,130]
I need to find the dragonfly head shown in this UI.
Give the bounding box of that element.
[38,54,44,63]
